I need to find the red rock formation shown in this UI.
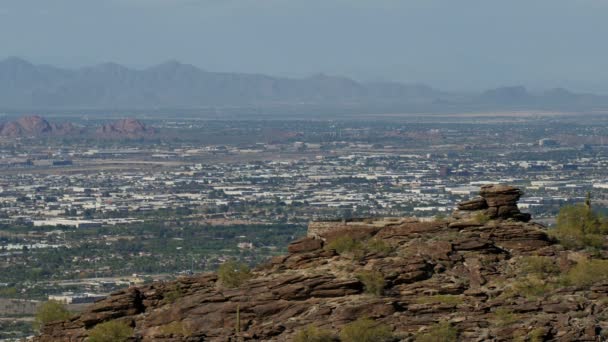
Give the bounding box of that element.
[0,115,77,137]
[95,118,157,138]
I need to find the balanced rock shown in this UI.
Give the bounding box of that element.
[456,184,530,222]
[479,184,523,207]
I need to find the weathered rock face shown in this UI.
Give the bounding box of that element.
[35,185,608,341]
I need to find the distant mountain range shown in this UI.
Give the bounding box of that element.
[1,57,608,110]
[0,115,156,139]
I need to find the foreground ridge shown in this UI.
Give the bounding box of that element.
[36,185,608,341]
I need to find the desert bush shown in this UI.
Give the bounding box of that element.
[164,285,185,303]
[293,325,335,342]
[326,236,393,260]
[490,308,520,327]
[88,320,133,342]
[473,212,491,224]
[512,276,553,299]
[519,256,560,276]
[340,318,394,342]
[356,270,385,296]
[415,295,463,305]
[415,322,458,342]
[34,300,72,330]
[553,204,608,249]
[217,259,252,288]
[364,238,393,255]
[529,328,546,342]
[565,259,608,287]
[325,236,363,254]
[339,318,393,342]
[159,321,192,336]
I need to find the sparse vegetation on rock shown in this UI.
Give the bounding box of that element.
[325,236,362,254]
[33,300,71,330]
[553,203,608,249]
[293,325,335,342]
[339,318,393,342]
[565,258,608,287]
[217,259,252,288]
[88,320,132,342]
[356,270,385,296]
[415,322,458,342]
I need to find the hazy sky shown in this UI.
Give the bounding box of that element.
[2,0,608,92]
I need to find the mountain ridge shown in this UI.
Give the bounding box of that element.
[2,58,608,111]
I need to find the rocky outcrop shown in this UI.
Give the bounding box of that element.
[95,118,157,138]
[0,115,76,137]
[0,116,156,139]
[35,185,608,341]
[455,184,531,222]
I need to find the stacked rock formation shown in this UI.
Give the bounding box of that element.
[35,185,608,341]
[455,184,531,222]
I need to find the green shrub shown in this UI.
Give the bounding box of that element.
[529,328,546,342]
[163,285,185,303]
[565,259,608,287]
[293,325,335,342]
[512,276,553,299]
[553,204,608,249]
[364,238,392,255]
[217,259,252,288]
[415,295,463,305]
[160,321,192,337]
[356,270,385,296]
[339,318,393,342]
[415,322,458,342]
[34,300,72,330]
[88,320,132,342]
[519,256,560,276]
[473,212,491,224]
[325,236,363,254]
[326,236,393,260]
[490,308,520,327]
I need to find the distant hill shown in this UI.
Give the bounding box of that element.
[0,115,77,137]
[96,118,157,138]
[0,115,155,139]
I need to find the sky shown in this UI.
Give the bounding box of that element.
[1,0,608,92]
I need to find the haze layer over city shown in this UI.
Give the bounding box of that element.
[3,1,608,341]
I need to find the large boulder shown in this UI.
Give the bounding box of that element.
[479,184,523,207]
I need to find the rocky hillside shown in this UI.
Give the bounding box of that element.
[95,118,157,139]
[0,115,77,137]
[0,116,156,139]
[35,185,608,341]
